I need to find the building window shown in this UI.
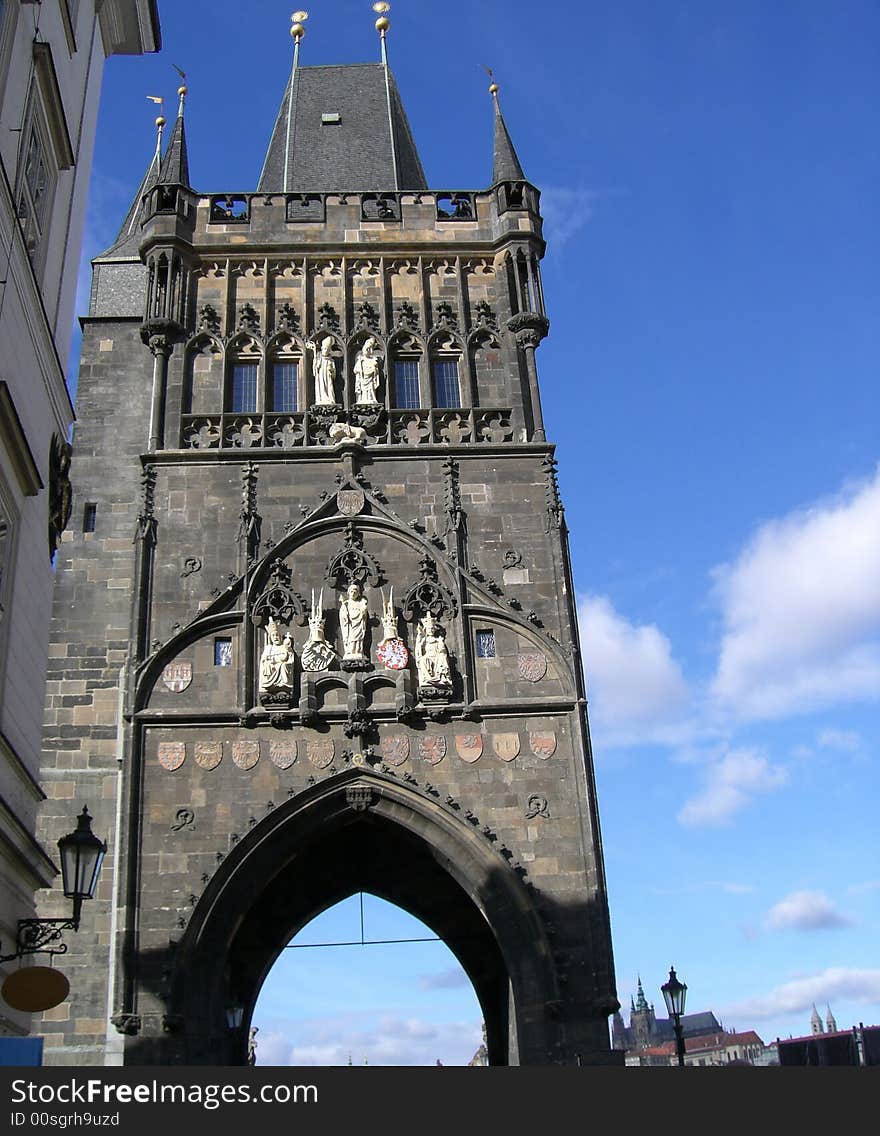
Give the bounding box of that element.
[17,121,53,265]
[475,629,496,658]
[214,638,232,667]
[432,359,460,408]
[83,503,97,532]
[230,363,258,413]
[270,361,298,412]
[394,360,420,408]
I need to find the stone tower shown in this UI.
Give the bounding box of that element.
[35,20,619,1065]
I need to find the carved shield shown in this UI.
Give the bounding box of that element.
[232,741,260,770]
[194,741,223,770]
[269,739,298,769]
[307,739,335,768]
[492,733,520,762]
[380,735,409,766]
[529,732,557,760]
[158,742,186,771]
[455,734,483,763]
[418,735,447,765]
[162,662,192,693]
[337,488,365,517]
[376,637,409,670]
[517,652,547,683]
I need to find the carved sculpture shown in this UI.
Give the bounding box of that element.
[415,612,452,696]
[376,588,409,670]
[258,618,295,704]
[307,336,337,405]
[339,582,370,668]
[300,590,337,672]
[328,420,368,445]
[354,336,382,405]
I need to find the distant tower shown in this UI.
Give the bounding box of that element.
[826,1006,837,1033]
[630,977,658,1048]
[811,1005,823,1035]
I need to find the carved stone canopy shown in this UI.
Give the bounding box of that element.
[325,523,382,588]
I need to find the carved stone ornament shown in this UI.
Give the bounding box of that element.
[170,807,196,831]
[111,1013,141,1036]
[492,733,521,762]
[269,739,298,769]
[158,742,186,772]
[232,740,260,770]
[517,651,548,683]
[307,738,335,768]
[346,785,375,812]
[380,735,409,766]
[194,741,223,770]
[455,734,483,763]
[162,661,192,693]
[525,794,550,820]
[301,589,338,672]
[418,735,447,765]
[337,488,365,517]
[526,732,556,761]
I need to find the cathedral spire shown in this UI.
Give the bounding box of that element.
[489,74,526,185]
[158,75,191,188]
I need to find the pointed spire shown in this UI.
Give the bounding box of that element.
[810,1004,822,1034]
[826,1006,837,1033]
[159,77,191,187]
[488,73,526,185]
[635,976,649,1013]
[101,102,164,255]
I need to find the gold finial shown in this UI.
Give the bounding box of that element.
[291,10,308,40]
[373,2,390,33]
[484,66,499,97]
[173,64,188,102]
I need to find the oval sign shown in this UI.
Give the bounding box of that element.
[2,966,70,1013]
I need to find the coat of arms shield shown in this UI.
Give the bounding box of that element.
[455,734,483,763]
[158,741,186,771]
[418,735,447,765]
[517,652,547,683]
[162,662,192,693]
[269,739,298,769]
[232,741,260,770]
[194,741,223,770]
[529,732,557,760]
[492,733,520,762]
[380,735,409,766]
[307,739,335,768]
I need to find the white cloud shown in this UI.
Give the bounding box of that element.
[711,468,880,719]
[540,187,598,248]
[578,594,689,745]
[677,747,788,827]
[252,1012,482,1067]
[724,968,880,1021]
[817,728,861,753]
[765,890,854,932]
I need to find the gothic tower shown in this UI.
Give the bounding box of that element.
[35,16,619,1065]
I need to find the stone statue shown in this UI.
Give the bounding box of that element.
[339,582,369,665]
[308,336,337,405]
[258,618,294,698]
[328,420,368,445]
[415,612,452,691]
[300,589,338,672]
[354,336,382,405]
[248,1026,258,1066]
[376,588,408,670]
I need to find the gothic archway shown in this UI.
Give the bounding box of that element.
[166,768,561,1065]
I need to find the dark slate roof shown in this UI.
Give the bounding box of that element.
[159,111,190,187]
[492,96,525,184]
[101,145,161,257]
[258,63,427,192]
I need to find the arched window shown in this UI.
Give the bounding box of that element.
[226,337,261,413]
[389,333,423,409]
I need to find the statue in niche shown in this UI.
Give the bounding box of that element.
[353,336,382,405]
[376,588,409,670]
[339,582,370,668]
[415,612,452,693]
[300,590,337,672]
[258,618,295,701]
[308,336,337,405]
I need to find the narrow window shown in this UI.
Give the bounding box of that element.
[270,361,298,412]
[230,363,257,413]
[475,629,496,658]
[83,502,97,532]
[393,360,420,409]
[214,638,232,667]
[432,359,460,408]
[17,123,52,261]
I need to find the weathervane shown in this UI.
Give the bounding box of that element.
[484,65,499,98]
[373,2,390,61]
[172,64,187,115]
[146,94,165,158]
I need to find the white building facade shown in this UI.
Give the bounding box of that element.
[0,0,159,1040]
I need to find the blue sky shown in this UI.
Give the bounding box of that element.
[75,2,879,1064]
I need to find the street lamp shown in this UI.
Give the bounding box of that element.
[661,966,688,1067]
[0,806,107,962]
